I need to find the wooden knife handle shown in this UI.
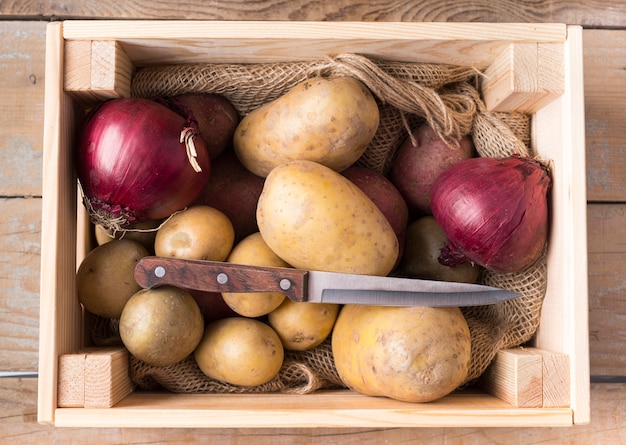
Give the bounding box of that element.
[134,256,308,302]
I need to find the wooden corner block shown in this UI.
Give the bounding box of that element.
[481,42,564,113]
[90,40,134,99]
[64,40,134,106]
[64,40,93,93]
[57,347,133,409]
[58,351,88,408]
[533,348,570,408]
[481,347,571,408]
[481,348,543,407]
[84,347,134,408]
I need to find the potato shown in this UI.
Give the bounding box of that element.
[76,239,149,319]
[95,219,161,253]
[154,205,234,261]
[396,216,480,283]
[222,232,290,318]
[193,150,265,242]
[257,160,398,276]
[389,123,474,215]
[268,299,339,351]
[342,166,409,261]
[170,92,239,160]
[332,304,471,403]
[194,317,284,386]
[119,286,204,367]
[184,289,238,324]
[234,76,379,177]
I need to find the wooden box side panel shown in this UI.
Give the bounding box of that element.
[38,22,83,425]
[61,21,567,68]
[532,25,590,425]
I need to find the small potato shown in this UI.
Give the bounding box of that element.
[342,166,409,263]
[155,205,234,261]
[76,239,149,319]
[222,232,290,318]
[397,216,480,283]
[268,299,339,351]
[95,219,161,253]
[257,160,398,276]
[234,76,379,177]
[194,317,284,387]
[390,123,474,215]
[169,92,239,160]
[332,304,471,403]
[119,286,204,367]
[186,289,238,324]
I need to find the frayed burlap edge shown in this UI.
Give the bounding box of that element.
[90,319,343,394]
[89,53,549,394]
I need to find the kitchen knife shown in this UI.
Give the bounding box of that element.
[134,256,519,307]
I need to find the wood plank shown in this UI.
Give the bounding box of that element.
[0,378,624,443]
[59,21,566,69]
[0,22,46,197]
[0,1,625,27]
[584,29,626,202]
[0,24,46,373]
[587,203,626,376]
[0,198,41,372]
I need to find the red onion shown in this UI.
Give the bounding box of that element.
[76,98,211,230]
[430,155,551,273]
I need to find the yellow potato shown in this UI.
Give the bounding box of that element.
[194,317,284,387]
[233,76,379,177]
[76,239,149,319]
[257,160,398,276]
[154,205,234,261]
[222,232,290,318]
[332,305,471,403]
[119,286,204,368]
[95,219,161,253]
[267,298,339,351]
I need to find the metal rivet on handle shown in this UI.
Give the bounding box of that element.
[154,266,166,278]
[279,279,291,291]
[217,273,229,284]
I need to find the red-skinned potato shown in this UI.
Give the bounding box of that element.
[194,150,265,242]
[342,166,409,262]
[185,289,239,324]
[169,92,239,160]
[390,123,474,215]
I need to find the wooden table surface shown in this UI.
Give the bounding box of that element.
[1,2,625,443]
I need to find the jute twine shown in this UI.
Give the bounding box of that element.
[89,53,547,394]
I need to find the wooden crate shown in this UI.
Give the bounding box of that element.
[38,21,589,428]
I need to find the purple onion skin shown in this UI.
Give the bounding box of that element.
[431,156,551,274]
[76,98,211,227]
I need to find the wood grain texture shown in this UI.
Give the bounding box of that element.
[0,198,41,372]
[584,30,626,202]
[0,7,623,440]
[1,378,625,444]
[587,203,626,376]
[0,22,46,197]
[0,1,625,27]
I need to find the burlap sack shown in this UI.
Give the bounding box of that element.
[90,53,548,394]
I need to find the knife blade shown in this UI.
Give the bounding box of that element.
[134,256,519,307]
